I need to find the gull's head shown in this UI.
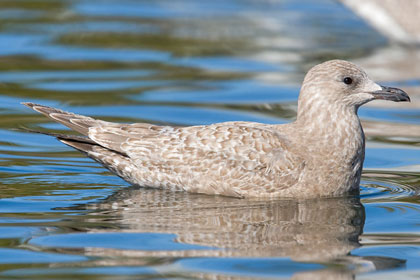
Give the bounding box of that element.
[299,60,410,110]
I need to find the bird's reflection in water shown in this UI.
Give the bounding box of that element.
[86,187,405,278]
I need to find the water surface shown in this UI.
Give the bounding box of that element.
[1,0,420,279]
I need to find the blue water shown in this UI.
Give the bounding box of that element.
[1,0,419,279]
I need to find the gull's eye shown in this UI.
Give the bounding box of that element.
[343,77,353,85]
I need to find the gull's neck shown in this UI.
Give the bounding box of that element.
[291,98,366,194]
[294,98,365,169]
[295,94,362,142]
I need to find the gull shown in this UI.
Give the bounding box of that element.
[22,60,410,198]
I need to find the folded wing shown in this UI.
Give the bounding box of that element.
[23,103,304,197]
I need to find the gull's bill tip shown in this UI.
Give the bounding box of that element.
[371,85,410,102]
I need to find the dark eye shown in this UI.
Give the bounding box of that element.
[343,77,353,85]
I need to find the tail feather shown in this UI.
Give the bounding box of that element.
[59,139,97,154]
[49,113,92,135]
[60,138,139,187]
[21,103,139,186]
[21,102,130,156]
[21,102,102,136]
[19,127,97,145]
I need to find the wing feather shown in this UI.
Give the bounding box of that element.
[22,102,305,197]
[116,124,305,194]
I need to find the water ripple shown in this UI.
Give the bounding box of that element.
[361,174,419,202]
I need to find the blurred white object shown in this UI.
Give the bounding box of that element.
[341,0,420,44]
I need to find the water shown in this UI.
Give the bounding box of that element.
[1,0,420,279]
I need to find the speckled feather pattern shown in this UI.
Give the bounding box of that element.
[22,60,409,198]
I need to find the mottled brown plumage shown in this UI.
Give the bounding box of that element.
[22,60,410,198]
